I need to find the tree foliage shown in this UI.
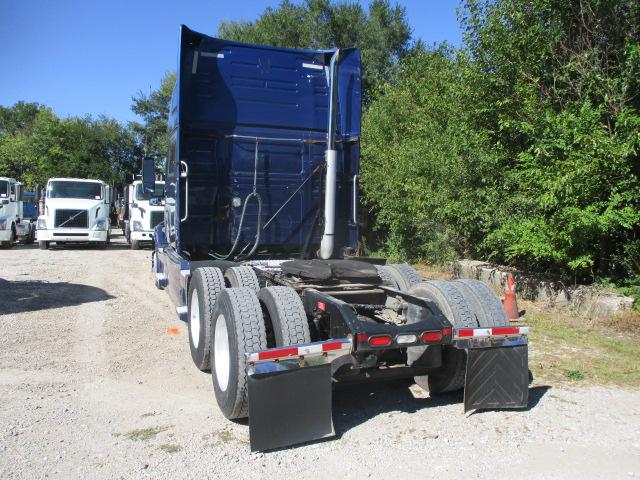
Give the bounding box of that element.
[0,102,139,189]
[129,71,176,162]
[362,0,640,281]
[218,0,412,97]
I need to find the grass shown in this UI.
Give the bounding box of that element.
[524,301,640,387]
[125,426,170,442]
[159,443,182,453]
[413,263,453,281]
[214,430,236,443]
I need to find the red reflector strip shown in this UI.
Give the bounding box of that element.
[368,335,392,347]
[317,301,327,312]
[258,347,298,360]
[356,333,368,344]
[442,327,452,336]
[421,331,442,343]
[247,338,352,363]
[491,327,520,336]
[453,326,528,340]
[322,342,342,352]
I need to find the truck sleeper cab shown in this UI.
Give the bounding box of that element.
[152,26,530,452]
[37,178,111,249]
[0,177,36,247]
[123,180,165,250]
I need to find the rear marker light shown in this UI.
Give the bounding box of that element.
[317,301,327,312]
[258,347,298,361]
[396,334,418,345]
[442,327,452,336]
[421,331,443,343]
[368,335,392,347]
[356,333,368,344]
[322,342,342,352]
[492,327,519,336]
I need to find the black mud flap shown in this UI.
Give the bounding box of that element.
[248,363,334,452]
[464,345,529,412]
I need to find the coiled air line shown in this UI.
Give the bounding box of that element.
[208,140,262,261]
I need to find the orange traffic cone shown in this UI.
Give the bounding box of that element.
[501,273,521,322]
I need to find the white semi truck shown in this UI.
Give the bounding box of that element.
[123,179,165,249]
[0,177,36,247]
[36,178,111,249]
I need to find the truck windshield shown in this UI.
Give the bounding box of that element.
[135,183,164,200]
[0,180,8,198]
[48,181,102,200]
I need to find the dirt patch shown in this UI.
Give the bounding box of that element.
[1,232,639,479]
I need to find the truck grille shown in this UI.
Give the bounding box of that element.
[150,211,164,229]
[54,209,88,228]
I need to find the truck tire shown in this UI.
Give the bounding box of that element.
[210,288,267,419]
[224,266,260,292]
[2,226,16,249]
[188,267,225,371]
[453,279,508,328]
[38,241,49,250]
[386,263,422,291]
[131,239,140,250]
[374,265,399,288]
[258,286,310,347]
[409,280,479,394]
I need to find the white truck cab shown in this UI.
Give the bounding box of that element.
[0,177,36,247]
[124,180,165,249]
[37,178,111,249]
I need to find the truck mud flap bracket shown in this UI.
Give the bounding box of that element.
[246,339,351,452]
[453,327,529,413]
[464,344,529,412]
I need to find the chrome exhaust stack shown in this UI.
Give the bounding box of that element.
[320,49,341,260]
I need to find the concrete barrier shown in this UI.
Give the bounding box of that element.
[453,259,635,319]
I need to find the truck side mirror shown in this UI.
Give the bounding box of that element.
[142,157,156,195]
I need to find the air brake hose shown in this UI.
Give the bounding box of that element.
[208,191,262,261]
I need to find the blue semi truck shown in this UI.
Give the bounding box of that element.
[148,26,530,451]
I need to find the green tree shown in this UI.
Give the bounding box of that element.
[362,0,640,282]
[217,0,412,98]
[460,0,640,279]
[129,71,176,164]
[0,103,139,189]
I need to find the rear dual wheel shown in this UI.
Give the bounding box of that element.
[210,288,267,419]
[208,285,310,420]
[188,267,226,371]
[224,266,260,291]
[410,280,507,394]
[375,263,422,291]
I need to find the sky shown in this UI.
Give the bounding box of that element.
[0,0,462,123]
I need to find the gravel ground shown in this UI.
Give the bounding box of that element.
[1,232,640,479]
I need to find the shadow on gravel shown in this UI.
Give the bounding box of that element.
[0,278,114,315]
[331,380,551,437]
[332,379,457,436]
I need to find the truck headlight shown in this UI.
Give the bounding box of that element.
[132,220,143,231]
[0,218,7,230]
[92,219,107,231]
[37,218,47,230]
